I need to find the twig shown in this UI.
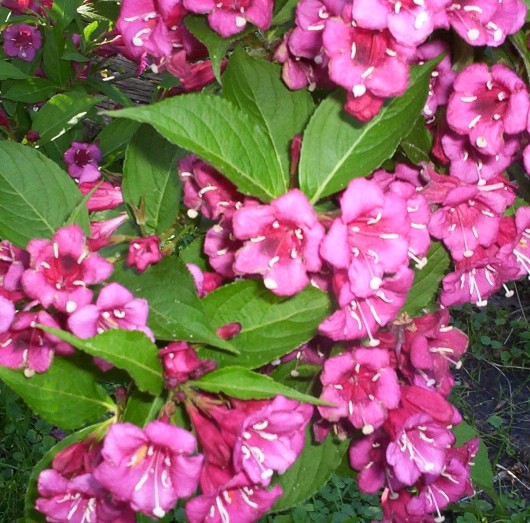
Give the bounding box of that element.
[495,464,530,493]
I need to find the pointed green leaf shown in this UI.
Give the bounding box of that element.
[122,389,165,427]
[400,116,433,165]
[0,356,114,430]
[190,366,329,405]
[40,328,164,395]
[299,59,440,203]
[273,429,349,512]
[111,258,238,353]
[31,91,98,145]
[0,59,30,79]
[0,142,90,247]
[123,125,183,235]
[2,78,59,103]
[223,49,314,174]
[401,242,451,317]
[106,94,286,201]
[98,119,140,160]
[200,280,332,368]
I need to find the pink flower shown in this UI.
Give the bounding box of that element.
[2,24,42,61]
[63,142,102,184]
[187,263,224,297]
[232,189,325,296]
[183,0,273,37]
[446,63,529,156]
[79,181,124,212]
[0,311,74,377]
[233,395,312,486]
[126,236,163,272]
[22,225,113,313]
[0,296,15,334]
[204,216,242,279]
[318,349,400,434]
[67,282,153,340]
[0,240,29,302]
[94,421,203,519]
[88,213,129,251]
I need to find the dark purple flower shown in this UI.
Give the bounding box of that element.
[3,24,42,61]
[64,142,102,184]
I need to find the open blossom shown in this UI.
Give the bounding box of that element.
[64,142,102,184]
[446,63,529,156]
[0,311,74,377]
[94,421,203,519]
[318,349,400,435]
[232,189,325,296]
[2,24,42,61]
[183,0,273,37]
[233,396,312,486]
[0,296,15,333]
[22,225,113,313]
[68,282,153,340]
[0,240,29,302]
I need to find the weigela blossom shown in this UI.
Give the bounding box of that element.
[0,240,29,302]
[67,282,153,340]
[126,236,163,272]
[232,189,325,296]
[2,24,42,61]
[63,142,102,184]
[94,421,203,519]
[183,0,273,37]
[0,296,15,334]
[204,216,242,279]
[88,213,129,251]
[446,0,526,47]
[318,349,400,435]
[22,225,113,313]
[446,63,529,156]
[351,0,450,47]
[232,395,312,486]
[79,181,124,212]
[0,311,74,377]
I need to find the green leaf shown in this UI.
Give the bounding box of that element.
[453,421,494,494]
[190,366,329,405]
[400,115,433,164]
[223,48,314,175]
[98,118,140,160]
[31,91,98,145]
[272,0,299,24]
[401,242,451,317]
[111,258,238,353]
[0,142,90,247]
[50,0,84,26]
[299,59,440,203]
[42,26,71,86]
[2,78,59,103]
[510,31,530,84]
[106,94,286,201]
[122,389,165,427]
[123,125,183,235]
[77,0,120,22]
[0,59,30,79]
[0,356,114,430]
[85,78,134,107]
[200,280,332,368]
[273,429,349,512]
[40,328,164,396]
[24,424,101,523]
[184,15,232,84]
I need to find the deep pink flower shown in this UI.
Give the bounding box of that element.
[2,24,41,61]
[165,50,221,92]
[94,421,203,519]
[88,213,129,251]
[233,395,312,486]
[3,0,51,14]
[22,225,113,313]
[446,63,529,155]
[64,142,102,184]
[160,341,216,387]
[381,489,435,523]
[0,240,29,302]
[68,282,153,340]
[187,263,224,298]
[204,216,242,279]
[506,206,530,279]
[0,296,15,334]
[183,0,273,37]
[79,181,124,212]
[127,236,163,272]
[232,189,325,296]
[318,349,400,435]
[0,311,74,377]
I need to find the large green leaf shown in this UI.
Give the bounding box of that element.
[0,142,90,247]
[2,78,59,103]
[0,356,114,430]
[273,429,349,512]
[299,59,439,203]
[200,280,332,368]
[190,366,328,405]
[25,425,101,523]
[0,59,30,80]
[402,242,451,317]
[98,119,140,160]
[223,48,314,175]
[42,25,71,86]
[41,328,164,395]
[106,94,286,201]
[123,125,183,235]
[31,91,98,145]
[111,258,238,353]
